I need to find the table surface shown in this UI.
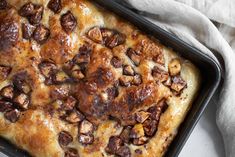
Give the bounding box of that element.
[0,100,225,157]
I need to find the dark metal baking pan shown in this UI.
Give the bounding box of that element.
[0,0,221,157]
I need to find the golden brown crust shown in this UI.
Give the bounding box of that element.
[0,0,201,157]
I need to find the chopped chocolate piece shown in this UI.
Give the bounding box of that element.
[132,74,142,86]
[126,48,141,66]
[65,148,79,157]
[119,76,133,87]
[106,86,119,100]
[168,58,181,76]
[66,110,84,123]
[100,28,113,42]
[28,5,43,25]
[0,101,13,112]
[33,24,50,44]
[148,100,168,120]
[0,65,11,81]
[111,56,122,68]
[105,33,126,49]
[13,93,30,110]
[171,75,187,93]
[13,73,31,94]
[153,53,165,65]
[0,85,14,99]
[105,136,123,154]
[135,149,142,155]
[120,126,132,144]
[19,2,35,17]
[152,66,169,83]
[38,61,57,78]
[63,96,77,111]
[73,46,91,65]
[130,123,145,139]
[135,111,150,123]
[79,120,94,134]
[78,134,94,145]
[0,0,7,10]
[143,118,158,137]
[116,146,131,157]
[50,85,70,100]
[47,0,62,13]
[84,81,97,94]
[58,131,73,147]
[60,11,77,34]
[123,65,135,76]
[22,23,35,40]
[4,109,20,123]
[87,27,103,43]
[52,71,70,84]
[132,136,148,146]
[71,69,85,80]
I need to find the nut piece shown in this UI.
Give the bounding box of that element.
[0,0,7,10]
[135,111,150,123]
[120,126,132,143]
[78,134,94,145]
[168,58,181,76]
[123,65,135,76]
[47,0,62,13]
[38,61,57,78]
[58,131,73,147]
[111,56,122,68]
[0,85,14,99]
[132,74,142,86]
[126,48,141,66]
[79,120,94,134]
[22,23,35,40]
[130,123,145,139]
[66,110,84,123]
[87,27,103,43]
[53,71,69,84]
[60,11,77,34]
[13,93,30,110]
[171,75,187,93]
[132,136,148,146]
[105,136,123,154]
[33,24,50,44]
[116,146,131,157]
[119,76,133,87]
[0,65,11,81]
[152,66,169,83]
[65,148,79,157]
[0,101,13,112]
[143,118,158,137]
[4,109,20,123]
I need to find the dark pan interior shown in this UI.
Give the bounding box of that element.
[0,0,221,157]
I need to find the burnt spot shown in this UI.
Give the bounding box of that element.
[47,0,62,14]
[4,109,20,123]
[60,11,77,34]
[33,24,50,44]
[22,23,35,40]
[58,131,73,147]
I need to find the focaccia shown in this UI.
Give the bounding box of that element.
[0,0,200,157]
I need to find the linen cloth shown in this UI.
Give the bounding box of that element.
[124,0,235,157]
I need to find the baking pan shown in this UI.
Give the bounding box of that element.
[0,0,221,157]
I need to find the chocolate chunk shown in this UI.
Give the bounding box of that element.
[153,53,165,65]
[143,118,158,137]
[60,11,77,34]
[116,146,131,157]
[38,61,57,78]
[111,56,122,68]
[22,23,35,40]
[0,101,12,112]
[120,126,132,144]
[171,75,187,93]
[63,96,77,111]
[0,0,7,10]
[33,24,50,44]
[135,111,150,123]
[65,148,79,157]
[78,134,94,145]
[13,73,31,94]
[0,85,14,99]
[123,65,135,76]
[58,131,73,147]
[119,76,133,87]
[106,86,119,100]
[126,48,140,66]
[73,45,92,65]
[13,93,30,110]
[168,58,181,76]
[152,66,169,83]
[132,136,148,146]
[105,136,123,154]
[4,109,20,123]
[71,69,85,81]
[130,124,145,139]
[105,33,126,49]
[50,85,70,100]
[87,27,103,43]
[132,74,142,86]
[135,149,142,155]
[79,120,94,134]
[19,3,35,17]
[52,71,70,84]
[0,18,19,51]
[47,0,62,13]
[66,110,84,123]
[0,65,11,81]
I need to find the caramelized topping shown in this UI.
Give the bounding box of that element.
[48,0,62,14]
[123,65,135,76]
[152,66,169,83]
[168,58,181,76]
[0,65,11,81]
[105,136,123,154]
[171,75,187,94]
[13,93,30,110]
[66,110,84,123]
[111,56,122,68]
[22,23,35,40]
[79,120,94,134]
[78,134,94,145]
[0,101,12,112]
[33,24,50,44]
[4,109,20,123]
[126,48,141,66]
[60,11,77,34]
[87,27,103,43]
[65,148,79,157]
[58,131,73,147]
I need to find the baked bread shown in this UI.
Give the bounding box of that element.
[0,0,201,157]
